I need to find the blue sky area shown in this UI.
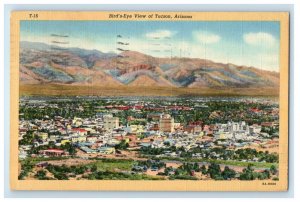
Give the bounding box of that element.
[20,20,280,71]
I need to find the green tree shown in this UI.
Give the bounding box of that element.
[270,165,277,175]
[200,165,207,175]
[207,163,222,180]
[61,142,76,155]
[239,164,257,180]
[91,165,97,172]
[35,170,48,180]
[221,166,236,180]
[193,163,200,172]
[115,140,129,150]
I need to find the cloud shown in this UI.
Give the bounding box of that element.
[145,30,175,39]
[259,53,279,71]
[193,31,221,44]
[243,32,276,46]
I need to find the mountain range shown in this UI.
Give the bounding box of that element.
[20,41,279,90]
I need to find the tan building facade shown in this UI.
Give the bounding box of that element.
[159,114,174,133]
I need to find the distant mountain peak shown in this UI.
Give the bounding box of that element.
[20,41,279,90]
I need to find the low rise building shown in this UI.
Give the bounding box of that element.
[98,146,115,154]
[39,149,68,157]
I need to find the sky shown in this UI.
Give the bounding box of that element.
[20,20,280,71]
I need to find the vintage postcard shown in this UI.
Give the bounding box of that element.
[10,11,289,191]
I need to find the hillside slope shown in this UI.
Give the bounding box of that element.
[19,41,279,94]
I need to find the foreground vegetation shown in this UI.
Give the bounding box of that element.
[19,157,278,181]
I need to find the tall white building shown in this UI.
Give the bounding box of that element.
[227,121,248,132]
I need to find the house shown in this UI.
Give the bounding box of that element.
[71,135,86,143]
[97,146,115,154]
[139,142,152,147]
[214,132,233,140]
[147,113,162,121]
[72,117,83,127]
[58,128,67,135]
[71,128,88,136]
[126,125,144,134]
[37,132,48,141]
[149,123,160,131]
[125,134,137,142]
[84,127,96,134]
[107,138,120,146]
[249,125,262,134]
[87,136,98,143]
[60,139,70,145]
[36,162,49,168]
[49,135,60,142]
[19,150,28,159]
[80,146,97,154]
[39,149,68,157]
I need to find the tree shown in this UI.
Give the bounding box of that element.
[62,142,76,155]
[256,169,270,180]
[262,170,270,179]
[193,163,200,172]
[164,167,174,176]
[115,140,129,150]
[35,170,48,180]
[207,163,222,180]
[91,165,97,172]
[54,173,69,180]
[19,131,35,145]
[18,161,34,180]
[200,165,207,175]
[164,141,170,146]
[221,166,236,180]
[270,165,277,175]
[239,164,257,180]
[74,166,86,175]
